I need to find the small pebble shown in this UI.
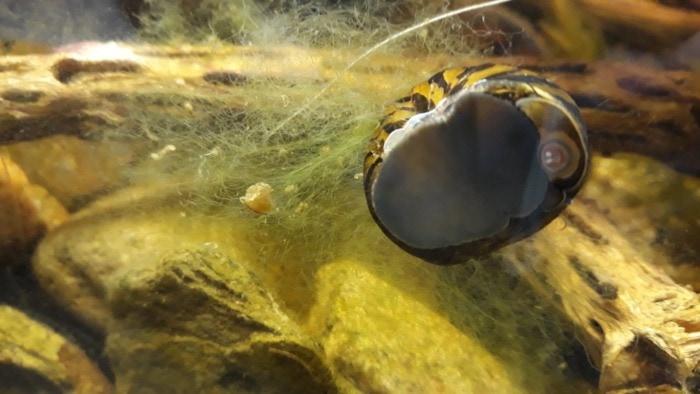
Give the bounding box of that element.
[240,182,274,214]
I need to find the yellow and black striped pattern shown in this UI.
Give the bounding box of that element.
[365,63,588,190]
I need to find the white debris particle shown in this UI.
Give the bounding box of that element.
[150,144,177,160]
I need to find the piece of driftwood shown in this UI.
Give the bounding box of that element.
[578,0,700,50]
[2,44,699,391]
[0,45,698,175]
[503,198,700,393]
[512,0,700,52]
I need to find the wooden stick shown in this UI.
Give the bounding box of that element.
[579,0,700,50]
[1,46,698,174]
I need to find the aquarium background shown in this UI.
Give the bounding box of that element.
[0,0,699,393]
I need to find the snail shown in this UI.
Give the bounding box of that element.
[364,64,589,264]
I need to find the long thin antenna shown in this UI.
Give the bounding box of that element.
[272,0,512,132]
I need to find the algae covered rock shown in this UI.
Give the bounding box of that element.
[29,152,699,392]
[0,305,112,394]
[106,248,337,394]
[307,260,527,393]
[31,185,249,331]
[30,182,585,392]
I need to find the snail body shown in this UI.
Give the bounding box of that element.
[364,64,589,264]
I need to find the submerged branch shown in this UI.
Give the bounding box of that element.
[0,45,698,174]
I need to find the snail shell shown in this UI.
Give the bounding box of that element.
[364,64,589,264]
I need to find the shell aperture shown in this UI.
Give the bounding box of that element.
[371,92,548,250]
